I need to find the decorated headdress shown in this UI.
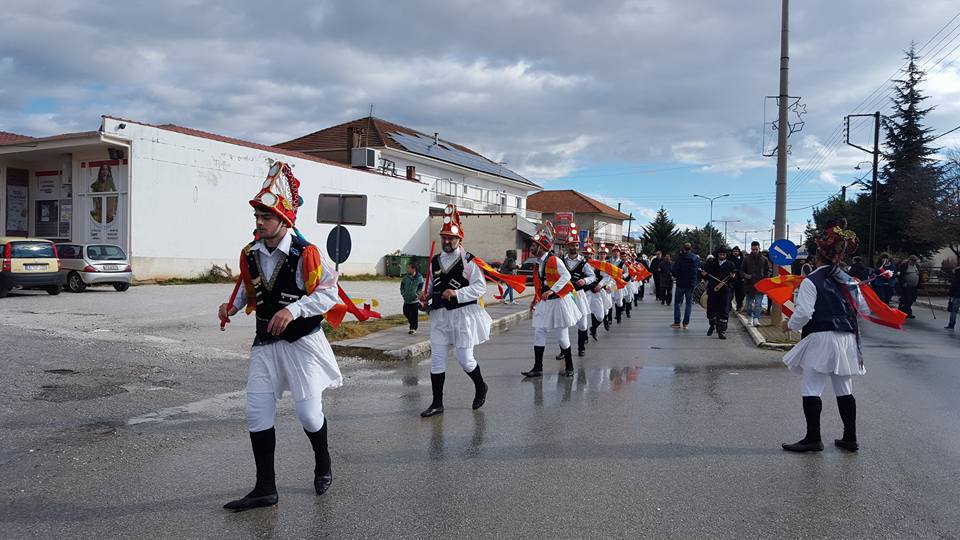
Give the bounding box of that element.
[566,222,580,245]
[250,161,302,227]
[532,221,556,250]
[814,218,859,263]
[599,243,610,255]
[582,236,595,255]
[439,204,464,238]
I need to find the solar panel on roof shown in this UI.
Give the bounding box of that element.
[387,131,531,185]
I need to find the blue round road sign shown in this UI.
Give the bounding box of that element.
[326,225,352,264]
[768,238,798,266]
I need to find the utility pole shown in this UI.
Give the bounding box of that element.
[845,111,882,266]
[774,0,790,243]
[693,193,730,254]
[712,219,741,247]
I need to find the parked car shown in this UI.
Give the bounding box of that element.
[0,236,62,298]
[55,243,132,293]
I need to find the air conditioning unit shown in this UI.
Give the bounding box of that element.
[351,148,380,169]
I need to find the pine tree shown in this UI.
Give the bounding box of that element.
[873,44,942,256]
[680,223,727,255]
[641,207,681,253]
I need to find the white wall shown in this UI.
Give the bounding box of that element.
[101,118,431,279]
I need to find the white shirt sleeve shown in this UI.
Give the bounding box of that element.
[286,254,341,319]
[232,284,247,313]
[582,260,596,285]
[455,259,487,303]
[550,256,572,294]
[788,278,817,332]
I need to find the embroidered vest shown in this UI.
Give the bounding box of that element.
[430,252,478,311]
[566,257,589,290]
[244,236,325,346]
[802,267,856,338]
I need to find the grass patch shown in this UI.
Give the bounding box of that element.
[157,274,236,285]
[323,313,427,341]
[339,273,400,282]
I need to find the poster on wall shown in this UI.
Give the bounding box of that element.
[36,171,60,198]
[6,184,28,235]
[35,200,59,237]
[82,160,125,245]
[555,211,575,243]
[60,202,72,237]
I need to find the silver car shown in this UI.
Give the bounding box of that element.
[55,243,133,293]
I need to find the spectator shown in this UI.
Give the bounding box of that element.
[897,255,922,319]
[658,253,673,306]
[741,241,772,327]
[873,253,897,305]
[671,243,700,329]
[400,260,425,334]
[946,265,960,331]
[499,250,519,304]
[791,255,806,276]
[848,256,870,281]
[650,251,663,302]
[729,246,745,312]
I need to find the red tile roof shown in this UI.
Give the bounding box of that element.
[527,190,633,220]
[0,131,34,144]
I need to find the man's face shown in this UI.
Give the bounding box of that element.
[718,252,727,260]
[732,248,741,257]
[611,250,620,260]
[751,245,760,255]
[441,235,460,253]
[255,210,285,240]
[407,266,416,276]
[567,244,579,257]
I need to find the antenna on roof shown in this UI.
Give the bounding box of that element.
[368,103,374,118]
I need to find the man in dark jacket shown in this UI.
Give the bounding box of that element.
[897,255,921,319]
[945,266,960,330]
[741,241,771,326]
[658,253,673,306]
[650,251,663,301]
[701,247,738,339]
[729,246,745,312]
[873,254,897,306]
[848,256,869,281]
[671,243,700,329]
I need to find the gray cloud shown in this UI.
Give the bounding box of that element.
[2,0,960,184]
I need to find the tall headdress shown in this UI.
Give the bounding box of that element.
[532,221,556,251]
[439,204,464,238]
[582,236,595,255]
[814,218,859,263]
[250,161,301,227]
[566,222,580,245]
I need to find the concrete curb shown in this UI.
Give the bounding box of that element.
[735,312,795,351]
[333,308,533,361]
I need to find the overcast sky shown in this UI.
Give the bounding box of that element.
[3,0,960,247]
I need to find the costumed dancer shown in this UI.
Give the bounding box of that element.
[700,246,737,339]
[582,238,606,341]
[522,221,582,378]
[781,220,867,453]
[611,245,632,322]
[562,223,597,357]
[419,205,492,417]
[598,244,615,330]
[219,162,343,511]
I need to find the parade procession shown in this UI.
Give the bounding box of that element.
[6,2,960,538]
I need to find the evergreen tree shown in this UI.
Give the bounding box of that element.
[680,223,727,255]
[872,44,942,256]
[641,207,681,253]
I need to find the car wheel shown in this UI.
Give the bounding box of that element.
[113,283,130,292]
[67,271,86,293]
[47,285,62,295]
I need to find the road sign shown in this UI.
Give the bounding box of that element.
[317,194,367,226]
[768,238,798,266]
[555,212,574,241]
[326,225,352,265]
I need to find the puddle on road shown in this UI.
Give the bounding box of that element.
[43,369,77,375]
[127,390,244,426]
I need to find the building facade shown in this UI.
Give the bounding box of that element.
[526,190,634,246]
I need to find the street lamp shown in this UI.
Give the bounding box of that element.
[712,219,741,248]
[693,193,730,253]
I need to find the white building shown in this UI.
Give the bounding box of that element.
[0,116,431,279]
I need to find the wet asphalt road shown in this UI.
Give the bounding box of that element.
[1,290,959,539]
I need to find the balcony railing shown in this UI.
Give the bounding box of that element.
[431,192,541,221]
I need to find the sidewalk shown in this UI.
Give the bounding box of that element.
[331,295,533,360]
[734,311,797,351]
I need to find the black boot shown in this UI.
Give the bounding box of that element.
[835,395,858,451]
[578,330,588,356]
[522,346,545,378]
[420,373,445,417]
[590,316,601,341]
[717,318,728,340]
[707,318,715,336]
[561,347,574,377]
[782,396,824,452]
[555,349,564,360]
[224,428,279,511]
[615,305,623,324]
[603,310,611,331]
[305,421,333,495]
[624,302,631,319]
[466,365,488,410]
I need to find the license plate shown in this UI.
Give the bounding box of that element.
[103,265,119,271]
[25,264,48,270]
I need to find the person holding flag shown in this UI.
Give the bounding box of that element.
[610,245,632,323]
[561,223,597,356]
[582,237,607,341]
[522,221,582,378]
[418,204,492,418]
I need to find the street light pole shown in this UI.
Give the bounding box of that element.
[693,193,730,253]
[712,219,741,247]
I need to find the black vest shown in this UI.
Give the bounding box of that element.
[801,266,856,338]
[430,252,478,311]
[244,235,325,346]
[566,256,589,290]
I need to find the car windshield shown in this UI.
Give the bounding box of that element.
[10,242,55,258]
[86,244,126,261]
